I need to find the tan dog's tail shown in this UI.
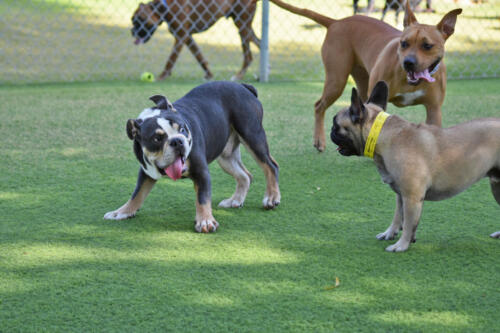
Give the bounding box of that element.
[269,0,335,28]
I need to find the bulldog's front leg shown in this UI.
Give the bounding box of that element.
[193,169,219,233]
[104,168,156,220]
[386,195,423,252]
[377,194,403,241]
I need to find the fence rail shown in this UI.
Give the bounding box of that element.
[1,0,499,84]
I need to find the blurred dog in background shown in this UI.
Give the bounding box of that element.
[131,0,260,80]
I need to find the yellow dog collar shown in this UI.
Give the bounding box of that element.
[364,111,390,158]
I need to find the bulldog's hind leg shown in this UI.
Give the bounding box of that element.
[237,131,280,210]
[217,133,253,208]
[104,168,156,220]
[489,171,500,238]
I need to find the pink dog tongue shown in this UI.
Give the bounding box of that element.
[414,69,435,82]
[165,157,184,181]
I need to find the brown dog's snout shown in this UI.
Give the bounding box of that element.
[403,56,417,71]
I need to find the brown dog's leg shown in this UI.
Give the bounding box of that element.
[185,35,213,80]
[159,38,184,80]
[425,105,442,127]
[232,8,259,81]
[314,77,351,152]
[314,46,353,152]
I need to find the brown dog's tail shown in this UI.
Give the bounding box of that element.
[269,0,335,28]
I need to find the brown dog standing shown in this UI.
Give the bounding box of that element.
[132,0,260,80]
[269,0,461,152]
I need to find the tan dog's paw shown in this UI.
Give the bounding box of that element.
[385,239,410,252]
[194,219,219,233]
[262,193,280,210]
[103,209,135,220]
[490,231,500,238]
[376,227,399,241]
[313,138,325,152]
[218,198,243,208]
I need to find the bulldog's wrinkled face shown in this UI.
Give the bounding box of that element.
[331,81,389,156]
[127,98,193,181]
[131,2,163,44]
[398,7,461,85]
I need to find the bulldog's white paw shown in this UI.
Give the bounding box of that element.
[103,210,135,220]
[195,219,219,233]
[262,194,280,210]
[385,239,410,252]
[218,198,243,208]
[376,227,399,240]
[490,231,500,238]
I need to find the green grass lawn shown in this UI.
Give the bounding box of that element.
[1,79,499,332]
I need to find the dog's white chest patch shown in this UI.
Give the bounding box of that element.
[395,90,425,106]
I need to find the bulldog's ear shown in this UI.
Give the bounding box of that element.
[349,87,366,124]
[437,8,462,40]
[403,1,418,27]
[367,81,388,110]
[149,95,174,111]
[126,119,142,140]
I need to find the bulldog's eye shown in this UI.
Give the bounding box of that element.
[422,42,433,51]
[400,40,409,49]
[179,127,187,135]
[153,134,164,143]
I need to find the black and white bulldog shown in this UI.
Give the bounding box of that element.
[104,81,281,233]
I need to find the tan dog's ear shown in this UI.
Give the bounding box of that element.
[403,1,418,27]
[437,9,462,40]
[349,88,366,124]
[367,81,388,110]
[127,119,142,140]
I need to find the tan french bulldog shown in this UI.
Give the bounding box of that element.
[330,81,500,252]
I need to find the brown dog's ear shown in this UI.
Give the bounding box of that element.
[367,81,388,110]
[349,87,366,124]
[126,119,142,140]
[437,8,462,40]
[149,95,174,111]
[403,1,418,27]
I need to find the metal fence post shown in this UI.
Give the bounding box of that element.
[260,0,270,82]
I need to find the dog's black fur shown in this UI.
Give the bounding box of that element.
[105,81,280,232]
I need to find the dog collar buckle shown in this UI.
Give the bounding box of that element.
[364,111,390,158]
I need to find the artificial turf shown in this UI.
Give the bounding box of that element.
[0,79,499,332]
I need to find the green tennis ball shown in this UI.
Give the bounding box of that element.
[141,72,155,82]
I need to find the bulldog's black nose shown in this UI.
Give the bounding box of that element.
[404,56,417,71]
[170,137,184,148]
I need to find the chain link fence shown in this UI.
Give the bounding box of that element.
[1,0,499,84]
